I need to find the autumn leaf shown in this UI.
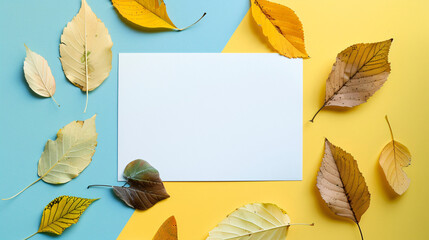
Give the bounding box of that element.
[310,39,393,122]
[23,44,59,107]
[88,159,170,210]
[3,115,98,200]
[60,0,113,112]
[206,203,313,240]
[316,139,370,240]
[251,0,309,58]
[112,0,206,31]
[153,216,178,240]
[23,196,97,240]
[379,116,411,195]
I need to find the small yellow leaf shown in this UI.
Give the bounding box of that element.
[23,45,59,107]
[379,116,411,195]
[153,216,177,240]
[251,0,309,58]
[112,0,206,31]
[310,39,393,122]
[23,196,97,239]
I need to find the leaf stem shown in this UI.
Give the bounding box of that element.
[289,223,315,226]
[356,222,364,240]
[87,184,114,189]
[51,96,60,108]
[2,177,42,200]
[310,103,326,123]
[23,232,38,240]
[83,0,89,113]
[177,12,206,31]
[385,115,394,141]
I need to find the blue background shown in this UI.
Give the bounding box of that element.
[0,0,248,239]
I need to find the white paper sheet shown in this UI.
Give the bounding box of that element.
[118,53,302,181]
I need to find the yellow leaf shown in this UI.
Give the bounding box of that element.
[60,0,113,112]
[206,203,292,239]
[251,0,309,59]
[379,116,411,195]
[23,45,59,107]
[23,196,97,239]
[112,0,206,31]
[3,115,98,200]
[316,139,370,239]
[310,39,392,122]
[153,216,177,240]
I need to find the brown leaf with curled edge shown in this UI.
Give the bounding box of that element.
[153,216,178,240]
[88,159,169,210]
[316,139,370,240]
[379,116,411,195]
[310,39,393,122]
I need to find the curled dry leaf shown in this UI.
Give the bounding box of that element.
[23,196,98,240]
[206,203,313,240]
[112,0,206,31]
[316,139,370,240]
[23,45,59,107]
[311,39,393,122]
[153,216,178,240]
[3,115,98,200]
[88,159,170,210]
[379,116,411,195]
[60,0,113,112]
[251,0,309,58]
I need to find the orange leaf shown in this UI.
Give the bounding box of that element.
[153,216,178,240]
[251,0,309,58]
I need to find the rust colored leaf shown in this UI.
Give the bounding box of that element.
[153,216,178,240]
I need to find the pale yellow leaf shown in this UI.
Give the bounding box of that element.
[112,0,206,31]
[251,0,309,58]
[23,196,97,239]
[379,116,411,195]
[206,203,291,240]
[2,115,97,200]
[316,139,370,238]
[311,39,392,122]
[23,45,59,107]
[60,0,113,112]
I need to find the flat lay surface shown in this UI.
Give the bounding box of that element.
[0,0,428,239]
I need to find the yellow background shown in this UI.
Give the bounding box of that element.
[117,0,429,239]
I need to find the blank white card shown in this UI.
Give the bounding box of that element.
[118,53,302,181]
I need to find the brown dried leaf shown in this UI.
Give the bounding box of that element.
[317,139,370,238]
[88,159,169,210]
[311,39,393,122]
[379,116,411,195]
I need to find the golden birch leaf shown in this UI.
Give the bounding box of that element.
[379,116,411,195]
[251,0,309,59]
[23,196,97,239]
[112,0,206,31]
[206,203,292,240]
[23,45,59,107]
[316,139,370,239]
[60,0,113,112]
[311,39,393,122]
[2,115,98,200]
[153,216,178,240]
